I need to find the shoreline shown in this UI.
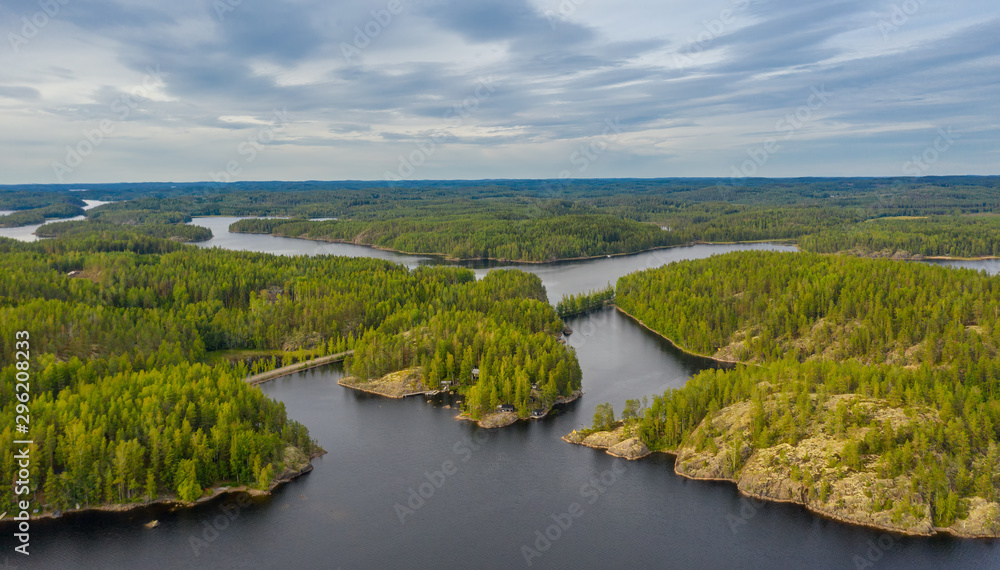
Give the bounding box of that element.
[339,371,582,429]
[244,350,353,385]
[230,226,798,265]
[235,228,685,264]
[336,377,437,399]
[613,306,745,367]
[455,390,583,428]
[565,437,997,539]
[232,226,1000,264]
[10,449,325,524]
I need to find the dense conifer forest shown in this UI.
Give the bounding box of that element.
[0,228,579,513]
[595,251,1000,532]
[5,177,1000,262]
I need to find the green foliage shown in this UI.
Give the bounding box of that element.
[0,203,85,227]
[616,251,1000,527]
[0,231,582,511]
[36,220,213,242]
[800,215,1000,258]
[617,250,1000,365]
[232,215,679,263]
[348,270,582,419]
[556,284,614,318]
[591,403,616,431]
[0,360,313,511]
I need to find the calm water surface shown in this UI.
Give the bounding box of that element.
[0,200,111,242]
[5,220,998,569]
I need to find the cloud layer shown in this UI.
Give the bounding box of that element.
[0,0,997,183]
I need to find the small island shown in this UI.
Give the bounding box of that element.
[340,364,582,429]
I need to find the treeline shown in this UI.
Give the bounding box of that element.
[0,203,84,227]
[616,251,1000,365]
[556,285,615,318]
[88,208,192,225]
[348,270,582,418]
[36,220,213,242]
[232,215,680,262]
[800,215,1000,258]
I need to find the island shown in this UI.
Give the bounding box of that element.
[335,269,583,428]
[566,250,1000,538]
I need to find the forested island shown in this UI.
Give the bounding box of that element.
[570,251,1000,537]
[339,269,582,427]
[0,226,580,516]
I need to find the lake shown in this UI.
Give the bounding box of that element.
[5,219,998,569]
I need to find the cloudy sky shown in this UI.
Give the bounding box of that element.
[1,0,997,184]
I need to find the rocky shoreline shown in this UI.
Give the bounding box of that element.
[563,403,1000,539]
[337,368,436,398]
[339,367,582,429]
[457,390,583,429]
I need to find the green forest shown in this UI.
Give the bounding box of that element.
[348,269,582,418]
[556,285,615,318]
[800,215,1000,258]
[230,215,678,262]
[598,251,1000,531]
[0,227,580,513]
[36,220,213,242]
[5,177,1000,261]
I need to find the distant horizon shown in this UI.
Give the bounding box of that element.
[3,173,1000,189]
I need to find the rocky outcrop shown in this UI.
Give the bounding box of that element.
[338,367,432,398]
[607,437,650,460]
[562,427,651,460]
[563,394,1000,538]
[475,411,519,429]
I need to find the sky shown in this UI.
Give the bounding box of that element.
[0,0,998,184]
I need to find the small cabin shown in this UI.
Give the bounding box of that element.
[471,368,480,380]
[440,380,452,389]
[497,404,516,413]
